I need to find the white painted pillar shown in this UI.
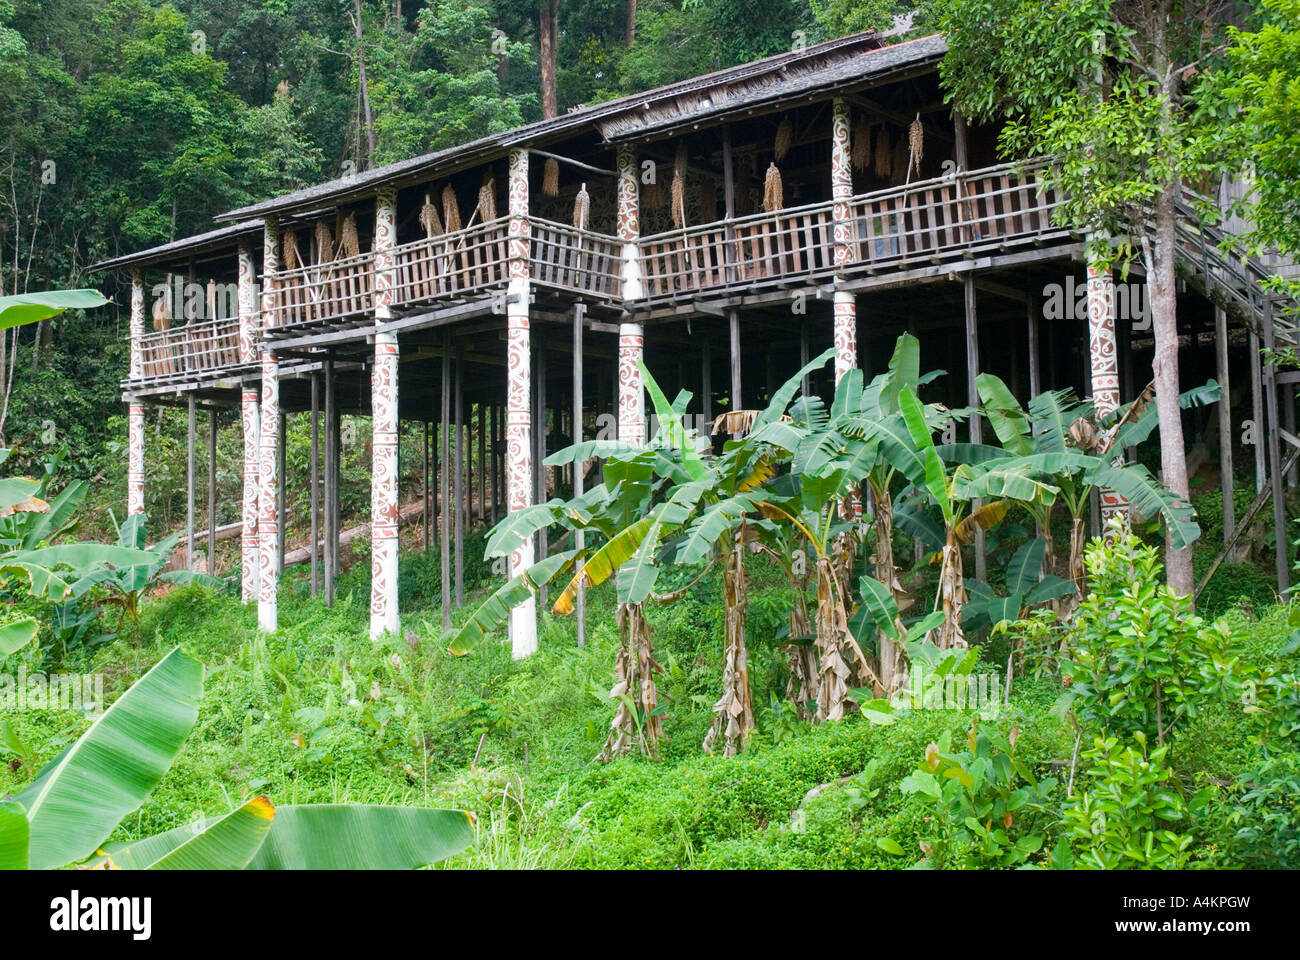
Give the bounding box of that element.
[830,98,857,382]
[618,324,646,444]
[238,241,260,603]
[1086,237,1128,527]
[617,144,643,301]
[257,222,281,632]
[615,143,647,444]
[127,269,146,517]
[505,148,537,658]
[370,187,401,639]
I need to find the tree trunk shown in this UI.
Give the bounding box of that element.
[600,601,663,761]
[871,486,906,695]
[935,530,967,649]
[1067,514,1087,603]
[813,556,852,721]
[625,0,637,46]
[1149,174,1193,596]
[705,536,753,756]
[539,0,558,120]
[783,575,818,721]
[354,0,378,163]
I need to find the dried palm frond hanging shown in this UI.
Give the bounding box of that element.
[773,116,793,163]
[477,174,497,221]
[572,182,590,230]
[670,142,687,228]
[152,285,171,331]
[339,213,361,259]
[314,219,335,261]
[419,192,443,238]
[852,117,872,171]
[874,125,892,178]
[762,162,783,213]
[282,229,303,271]
[907,112,924,182]
[441,184,462,233]
[542,156,560,197]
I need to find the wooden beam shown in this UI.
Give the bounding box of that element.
[1263,300,1289,591]
[1214,307,1234,543]
[573,301,587,649]
[186,394,196,570]
[528,147,617,179]
[207,405,217,576]
[310,374,320,594]
[964,274,985,583]
[440,333,452,627]
[454,343,465,608]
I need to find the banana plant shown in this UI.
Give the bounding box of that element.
[964,538,1077,630]
[976,374,1205,601]
[0,289,108,332]
[0,647,475,870]
[892,386,1061,650]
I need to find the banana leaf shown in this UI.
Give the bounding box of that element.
[0,615,39,656]
[449,550,576,653]
[96,796,275,870]
[0,801,27,870]
[18,646,203,869]
[246,804,474,869]
[0,289,108,331]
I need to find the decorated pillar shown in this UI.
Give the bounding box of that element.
[127,269,146,517]
[257,222,281,632]
[370,187,400,639]
[1086,239,1128,527]
[617,143,643,301]
[237,241,260,603]
[505,148,537,658]
[830,98,857,383]
[618,324,646,445]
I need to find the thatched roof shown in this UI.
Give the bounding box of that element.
[216,31,947,225]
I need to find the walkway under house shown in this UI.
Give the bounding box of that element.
[92,31,1299,654]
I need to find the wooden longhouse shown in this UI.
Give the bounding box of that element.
[91,31,1299,652]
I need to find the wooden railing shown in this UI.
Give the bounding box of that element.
[393,217,510,305]
[637,160,1063,299]
[137,317,242,379]
[529,217,623,299]
[267,251,375,329]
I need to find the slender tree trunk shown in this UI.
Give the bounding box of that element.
[539,0,558,120]
[871,486,906,694]
[814,556,852,721]
[600,601,663,761]
[935,529,967,649]
[705,534,753,756]
[626,0,637,46]
[783,571,818,721]
[1149,175,1193,596]
[354,0,378,162]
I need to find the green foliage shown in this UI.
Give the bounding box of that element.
[1060,734,1199,870]
[900,721,1056,869]
[1062,527,1245,749]
[1229,752,1300,868]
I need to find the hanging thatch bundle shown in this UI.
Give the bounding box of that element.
[874,126,892,178]
[419,192,443,238]
[339,213,361,259]
[477,174,497,221]
[670,142,687,228]
[907,113,924,179]
[762,162,783,213]
[152,287,171,331]
[281,229,302,271]
[572,182,590,230]
[773,117,793,163]
[441,184,462,233]
[852,117,872,171]
[542,157,560,197]
[314,219,334,261]
[712,409,761,436]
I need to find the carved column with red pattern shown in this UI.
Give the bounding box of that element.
[238,240,260,603]
[830,98,857,384]
[257,221,281,632]
[1086,239,1128,528]
[370,187,401,639]
[505,148,537,657]
[127,268,146,517]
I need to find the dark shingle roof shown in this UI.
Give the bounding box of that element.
[89,220,264,273]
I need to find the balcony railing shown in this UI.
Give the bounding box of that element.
[636,160,1063,300]
[392,216,509,306]
[266,250,375,331]
[529,217,623,299]
[136,317,242,380]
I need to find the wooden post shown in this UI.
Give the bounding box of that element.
[534,332,548,608]
[1214,307,1235,542]
[127,270,146,519]
[1251,328,1266,492]
[324,354,337,607]
[573,301,587,648]
[369,185,400,639]
[800,321,810,396]
[729,309,742,431]
[238,244,260,603]
[441,333,452,627]
[277,411,286,575]
[455,343,466,608]
[702,340,713,424]
[208,406,217,576]
[423,420,431,553]
[964,275,985,583]
[186,393,196,569]
[477,404,486,524]
[310,375,320,594]
[1086,244,1128,529]
[1287,385,1298,488]
[1262,300,1289,591]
